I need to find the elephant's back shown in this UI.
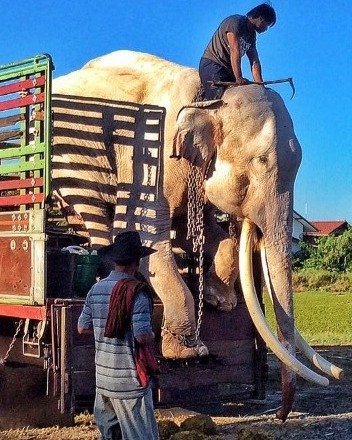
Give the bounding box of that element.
[53,51,200,108]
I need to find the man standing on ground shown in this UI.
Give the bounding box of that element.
[199,3,276,99]
[78,231,159,440]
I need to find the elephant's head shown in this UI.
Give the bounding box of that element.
[173,85,342,420]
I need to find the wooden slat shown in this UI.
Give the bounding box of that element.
[0,129,22,142]
[0,142,21,149]
[0,114,25,128]
[0,192,44,206]
[0,75,45,96]
[0,92,45,111]
[0,177,43,191]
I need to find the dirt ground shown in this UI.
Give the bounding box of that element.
[0,347,351,440]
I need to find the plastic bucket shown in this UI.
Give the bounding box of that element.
[73,254,100,296]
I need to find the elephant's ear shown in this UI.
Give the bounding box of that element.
[171,100,224,168]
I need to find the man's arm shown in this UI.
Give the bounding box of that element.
[132,291,155,345]
[227,32,248,85]
[77,290,93,335]
[77,325,93,335]
[247,46,264,83]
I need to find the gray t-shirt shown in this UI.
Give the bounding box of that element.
[202,15,256,68]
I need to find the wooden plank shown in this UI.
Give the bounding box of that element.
[0,177,43,191]
[0,114,25,128]
[0,129,22,142]
[0,142,21,149]
[0,92,45,111]
[0,192,44,206]
[0,75,45,96]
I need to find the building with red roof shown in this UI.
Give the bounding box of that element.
[304,220,350,242]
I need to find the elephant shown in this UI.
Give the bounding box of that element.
[51,50,342,421]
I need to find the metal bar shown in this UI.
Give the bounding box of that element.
[0,304,47,320]
[0,158,44,174]
[18,75,28,212]
[0,177,43,191]
[0,54,53,82]
[0,141,45,159]
[43,59,53,198]
[51,304,59,397]
[0,92,45,111]
[210,77,296,99]
[0,75,45,96]
[0,193,44,207]
[60,306,69,414]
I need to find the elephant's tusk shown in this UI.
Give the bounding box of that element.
[259,240,344,380]
[239,218,329,386]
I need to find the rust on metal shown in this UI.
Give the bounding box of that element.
[0,236,32,296]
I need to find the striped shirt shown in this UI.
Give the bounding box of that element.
[78,271,153,399]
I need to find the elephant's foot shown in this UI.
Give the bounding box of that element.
[161,328,209,359]
[204,288,237,312]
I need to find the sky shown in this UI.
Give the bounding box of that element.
[1,1,351,223]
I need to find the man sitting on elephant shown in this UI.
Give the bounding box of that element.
[199,3,276,100]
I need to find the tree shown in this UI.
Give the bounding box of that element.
[298,228,352,272]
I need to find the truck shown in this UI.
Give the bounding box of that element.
[0,54,267,429]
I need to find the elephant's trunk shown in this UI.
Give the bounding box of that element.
[261,229,296,422]
[239,217,329,422]
[256,191,296,421]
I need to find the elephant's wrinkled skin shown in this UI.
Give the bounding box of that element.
[52,51,306,418]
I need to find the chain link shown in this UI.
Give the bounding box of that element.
[187,164,205,341]
[0,319,23,366]
[229,219,240,251]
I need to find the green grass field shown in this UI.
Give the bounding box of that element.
[263,291,352,346]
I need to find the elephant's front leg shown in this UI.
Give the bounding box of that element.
[141,239,209,359]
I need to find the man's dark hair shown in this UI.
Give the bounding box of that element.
[247,3,276,26]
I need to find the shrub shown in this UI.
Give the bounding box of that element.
[296,228,352,272]
[293,268,352,292]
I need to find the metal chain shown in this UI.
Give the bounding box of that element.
[140,163,152,223]
[0,319,23,366]
[229,219,240,251]
[187,164,205,341]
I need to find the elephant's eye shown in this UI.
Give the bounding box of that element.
[250,155,270,174]
[258,155,268,165]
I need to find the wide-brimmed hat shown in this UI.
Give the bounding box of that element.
[97,231,156,261]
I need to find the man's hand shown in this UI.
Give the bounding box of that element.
[77,324,93,335]
[235,77,250,86]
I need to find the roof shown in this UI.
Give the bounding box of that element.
[307,220,349,236]
[293,210,317,232]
